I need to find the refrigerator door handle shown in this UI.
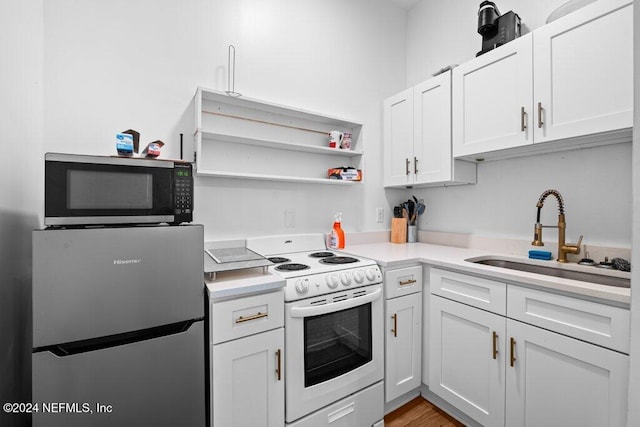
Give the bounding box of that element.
[33,318,203,357]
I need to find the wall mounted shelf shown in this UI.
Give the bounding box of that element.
[194,87,364,184]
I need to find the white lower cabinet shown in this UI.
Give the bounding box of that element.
[210,289,285,427]
[384,265,423,402]
[430,294,506,426]
[505,319,628,427]
[213,328,284,427]
[385,292,422,402]
[429,268,629,427]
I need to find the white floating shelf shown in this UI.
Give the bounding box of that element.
[194,87,364,184]
[199,87,360,128]
[195,170,359,185]
[199,131,363,157]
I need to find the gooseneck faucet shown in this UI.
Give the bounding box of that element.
[532,189,583,263]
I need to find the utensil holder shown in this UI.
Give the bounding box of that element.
[391,218,407,244]
[407,225,418,243]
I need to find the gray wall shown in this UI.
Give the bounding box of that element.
[0,1,43,426]
[41,0,407,241]
[0,1,406,426]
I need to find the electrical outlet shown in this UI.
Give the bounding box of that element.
[376,208,384,223]
[285,209,295,228]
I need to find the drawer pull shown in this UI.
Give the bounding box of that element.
[399,279,417,286]
[510,337,516,367]
[537,102,544,128]
[275,349,282,381]
[492,331,499,360]
[391,313,398,337]
[235,312,268,323]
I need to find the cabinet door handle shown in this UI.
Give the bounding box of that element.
[492,331,499,360]
[521,107,527,131]
[399,279,416,286]
[391,313,398,337]
[510,337,516,367]
[537,102,544,128]
[235,311,268,323]
[414,157,419,174]
[276,349,282,381]
[405,158,410,176]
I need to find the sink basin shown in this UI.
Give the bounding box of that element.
[467,257,630,288]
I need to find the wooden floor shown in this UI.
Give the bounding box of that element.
[384,397,465,427]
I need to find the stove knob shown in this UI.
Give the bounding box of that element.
[295,279,309,295]
[326,275,339,289]
[340,272,352,286]
[353,270,365,283]
[365,267,378,281]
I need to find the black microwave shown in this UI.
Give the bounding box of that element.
[45,153,193,227]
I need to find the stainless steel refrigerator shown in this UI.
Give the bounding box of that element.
[32,225,205,426]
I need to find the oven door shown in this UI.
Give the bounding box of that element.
[285,284,383,423]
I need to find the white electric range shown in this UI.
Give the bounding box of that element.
[246,234,384,427]
[247,233,381,301]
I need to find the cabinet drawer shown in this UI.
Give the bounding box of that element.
[507,285,630,354]
[430,268,506,315]
[385,265,422,298]
[211,290,284,344]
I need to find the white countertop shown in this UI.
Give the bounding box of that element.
[205,268,285,300]
[340,242,631,306]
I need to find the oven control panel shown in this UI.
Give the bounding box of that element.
[284,265,383,301]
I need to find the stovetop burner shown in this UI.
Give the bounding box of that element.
[319,256,359,265]
[276,263,311,272]
[268,256,291,264]
[309,251,335,258]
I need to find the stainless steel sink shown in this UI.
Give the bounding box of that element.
[467,257,630,288]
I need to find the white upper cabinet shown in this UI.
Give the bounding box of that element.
[453,0,633,160]
[533,0,633,143]
[383,88,414,187]
[384,71,476,188]
[414,74,455,183]
[453,33,533,158]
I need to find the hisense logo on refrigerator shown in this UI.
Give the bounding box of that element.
[113,258,142,265]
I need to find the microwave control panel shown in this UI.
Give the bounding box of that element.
[173,163,193,223]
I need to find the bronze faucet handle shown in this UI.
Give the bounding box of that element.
[572,235,584,250]
[564,235,583,253]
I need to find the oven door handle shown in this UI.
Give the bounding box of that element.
[289,287,382,318]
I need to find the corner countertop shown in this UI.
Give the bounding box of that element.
[205,268,285,301]
[339,242,631,306]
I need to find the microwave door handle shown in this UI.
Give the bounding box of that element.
[289,287,382,318]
